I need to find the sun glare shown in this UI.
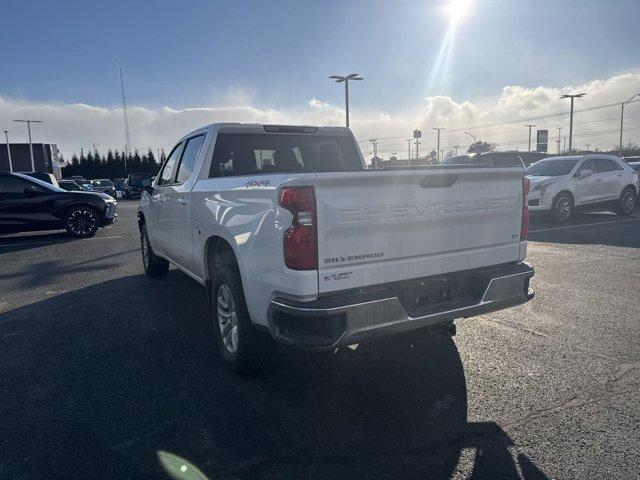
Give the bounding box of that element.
[445,0,473,22]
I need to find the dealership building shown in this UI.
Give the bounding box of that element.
[0,143,62,177]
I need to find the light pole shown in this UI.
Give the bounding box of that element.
[559,93,586,153]
[329,73,364,128]
[525,124,536,152]
[585,143,591,152]
[406,139,412,165]
[465,131,476,143]
[433,128,445,163]
[13,119,43,171]
[619,93,640,156]
[369,138,378,158]
[556,127,562,153]
[3,130,12,172]
[454,145,459,155]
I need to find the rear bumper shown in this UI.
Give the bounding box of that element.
[267,262,534,350]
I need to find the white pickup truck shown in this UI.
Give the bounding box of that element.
[138,123,534,372]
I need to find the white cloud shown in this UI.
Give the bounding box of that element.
[1,71,638,160]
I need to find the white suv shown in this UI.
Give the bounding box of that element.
[526,155,638,222]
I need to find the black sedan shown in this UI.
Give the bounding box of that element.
[0,172,117,238]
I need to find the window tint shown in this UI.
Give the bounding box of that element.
[595,158,621,173]
[209,133,362,177]
[176,135,205,184]
[0,176,32,193]
[578,158,596,174]
[158,143,183,185]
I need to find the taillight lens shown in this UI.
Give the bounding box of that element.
[279,186,317,270]
[521,176,530,241]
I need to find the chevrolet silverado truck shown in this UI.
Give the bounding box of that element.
[137,123,534,372]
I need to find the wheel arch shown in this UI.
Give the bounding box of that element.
[204,235,242,306]
[553,190,575,204]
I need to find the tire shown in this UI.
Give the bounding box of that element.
[551,192,574,222]
[64,206,100,238]
[140,223,169,277]
[211,251,275,373]
[615,187,636,216]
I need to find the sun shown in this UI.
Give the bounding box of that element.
[445,0,473,22]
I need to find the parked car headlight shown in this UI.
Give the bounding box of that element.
[533,180,555,194]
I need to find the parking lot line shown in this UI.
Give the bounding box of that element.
[529,216,640,234]
[0,235,123,248]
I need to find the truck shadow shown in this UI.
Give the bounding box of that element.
[0,271,550,479]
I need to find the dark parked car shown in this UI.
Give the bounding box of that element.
[123,173,151,199]
[58,179,82,191]
[91,179,117,198]
[21,171,60,187]
[0,172,117,237]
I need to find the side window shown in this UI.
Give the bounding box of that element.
[175,135,205,184]
[158,143,183,185]
[578,159,596,175]
[595,159,618,173]
[0,176,33,193]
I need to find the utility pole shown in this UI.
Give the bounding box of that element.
[585,144,591,152]
[3,130,13,172]
[406,139,412,166]
[559,93,586,153]
[433,128,445,163]
[524,124,536,152]
[13,119,43,171]
[563,136,567,152]
[415,139,420,160]
[619,93,640,156]
[453,145,459,155]
[556,127,562,153]
[369,138,378,159]
[120,67,132,173]
[329,73,364,128]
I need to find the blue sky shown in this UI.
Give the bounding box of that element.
[1,0,639,155]
[2,0,638,112]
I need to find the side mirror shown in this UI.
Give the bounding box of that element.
[141,177,153,194]
[577,169,593,179]
[23,185,39,196]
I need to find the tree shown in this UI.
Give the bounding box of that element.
[468,141,496,154]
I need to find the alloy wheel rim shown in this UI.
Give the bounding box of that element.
[557,197,571,220]
[216,284,239,354]
[623,192,635,213]
[67,210,97,235]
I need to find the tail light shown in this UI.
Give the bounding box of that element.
[521,176,530,241]
[279,186,317,270]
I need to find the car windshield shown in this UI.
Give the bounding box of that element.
[92,179,113,186]
[526,159,579,176]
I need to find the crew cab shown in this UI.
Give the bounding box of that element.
[526,155,638,222]
[138,123,534,372]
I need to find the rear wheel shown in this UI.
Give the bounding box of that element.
[140,223,169,277]
[64,206,100,238]
[615,187,636,216]
[551,193,574,222]
[211,251,275,373]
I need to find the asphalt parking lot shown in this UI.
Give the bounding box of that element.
[1,202,639,479]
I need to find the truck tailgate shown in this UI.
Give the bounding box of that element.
[315,168,524,293]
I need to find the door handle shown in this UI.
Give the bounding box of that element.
[177,198,189,206]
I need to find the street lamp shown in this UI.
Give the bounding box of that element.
[465,131,476,143]
[13,119,44,171]
[3,130,12,172]
[620,93,640,156]
[524,124,536,152]
[433,128,445,163]
[559,93,586,153]
[329,73,364,128]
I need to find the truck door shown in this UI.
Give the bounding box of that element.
[162,134,206,269]
[151,142,183,255]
